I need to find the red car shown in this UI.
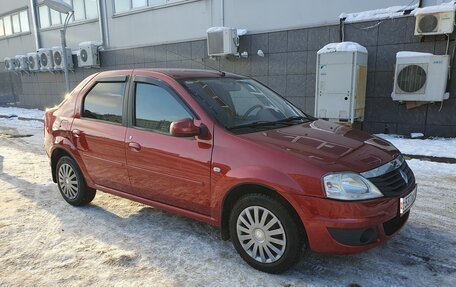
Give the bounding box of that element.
[44,69,417,273]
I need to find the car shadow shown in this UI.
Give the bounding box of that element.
[0,154,455,286]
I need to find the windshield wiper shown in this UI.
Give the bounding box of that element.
[227,121,287,130]
[275,116,310,124]
[228,116,311,131]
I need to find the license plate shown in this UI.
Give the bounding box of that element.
[400,186,417,215]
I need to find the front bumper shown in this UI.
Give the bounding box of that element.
[293,185,415,254]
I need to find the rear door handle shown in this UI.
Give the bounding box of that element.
[72,129,81,138]
[128,142,141,152]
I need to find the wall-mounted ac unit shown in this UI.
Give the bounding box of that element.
[4,57,15,71]
[415,9,455,35]
[392,52,449,102]
[207,27,239,56]
[38,48,54,71]
[52,46,73,70]
[78,42,100,67]
[15,55,29,71]
[315,42,368,123]
[27,52,40,72]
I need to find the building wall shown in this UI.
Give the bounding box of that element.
[104,0,413,48]
[39,20,101,48]
[4,15,455,137]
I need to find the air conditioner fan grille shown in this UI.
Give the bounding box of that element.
[397,64,427,93]
[54,51,62,66]
[41,53,48,67]
[418,15,439,33]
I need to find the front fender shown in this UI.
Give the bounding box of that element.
[210,165,305,224]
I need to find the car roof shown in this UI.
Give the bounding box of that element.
[135,68,247,80]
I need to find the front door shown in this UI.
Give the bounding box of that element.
[72,74,131,193]
[125,77,213,215]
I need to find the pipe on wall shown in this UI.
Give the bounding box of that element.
[29,0,41,51]
[98,0,109,48]
[220,0,224,26]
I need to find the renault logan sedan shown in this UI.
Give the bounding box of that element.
[44,69,417,273]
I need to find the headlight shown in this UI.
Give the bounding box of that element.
[322,173,383,201]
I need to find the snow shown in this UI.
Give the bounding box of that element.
[206,27,247,36]
[236,29,247,36]
[0,106,44,120]
[413,1,456,15]
[317,42,368,54]
[376,134,456,159]
[340,3,419,23]
[410,132,424,139]
[0,112,455,286]
[397,51,434,58]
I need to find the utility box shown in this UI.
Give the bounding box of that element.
[315,42,368,124]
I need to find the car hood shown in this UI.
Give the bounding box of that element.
[239,120,400,173]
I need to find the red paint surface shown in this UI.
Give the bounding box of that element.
[44,69,412,254]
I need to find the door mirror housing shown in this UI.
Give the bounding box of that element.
[170,118,200,137]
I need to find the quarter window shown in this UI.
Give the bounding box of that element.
[134,83,192,134]
[83,82,126,124]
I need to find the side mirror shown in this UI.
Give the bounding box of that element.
[170,118,200,137]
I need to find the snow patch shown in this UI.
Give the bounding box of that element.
[317,42,367,54]
[413,1,456,15]
[206,27,247,36]
[0,106,44,120]
[340,3,419,23]
[396,51,434,58]
[376,134,456,159]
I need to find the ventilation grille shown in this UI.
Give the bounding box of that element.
[41,53,48,67]
[396,64,428,94]
[80,49,88,62]
[5,60,10,69]
[28,56,35,69]
[208,31,225,55]
[418,15,439,33]
[54,51,62,66]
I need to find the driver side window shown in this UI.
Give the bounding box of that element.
[134,82,193,134]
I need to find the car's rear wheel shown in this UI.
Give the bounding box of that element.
[56,156,96,206]
[229,194,304,273]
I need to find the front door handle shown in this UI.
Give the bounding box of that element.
[128,142,141,152]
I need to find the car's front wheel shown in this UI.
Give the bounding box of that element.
[56,156,96,206]
[229,194,304,273]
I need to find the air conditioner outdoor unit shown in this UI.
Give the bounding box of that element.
[52,46,73,70]
[27,52,40,72]
[414,9,455,35]
[4,57,15,71]
[38,48,54,71]
[315,42,368,123]
[392,52,449,102]
[78,42,100,67]
[15,55,29,71]
[207,27,239,56]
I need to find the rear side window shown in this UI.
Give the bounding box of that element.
[135,83,192,134]
[82,82,126,123]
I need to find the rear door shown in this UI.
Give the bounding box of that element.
[125,73,213,215]
[71,72,132,193]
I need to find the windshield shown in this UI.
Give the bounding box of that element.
[180,77,310,133]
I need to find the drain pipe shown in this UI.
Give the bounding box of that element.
[97,0,109,48]
[220,0,224,26]
[29,0,41,51]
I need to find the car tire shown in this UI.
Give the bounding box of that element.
[229,193,304,273]
[56,156,96,206]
